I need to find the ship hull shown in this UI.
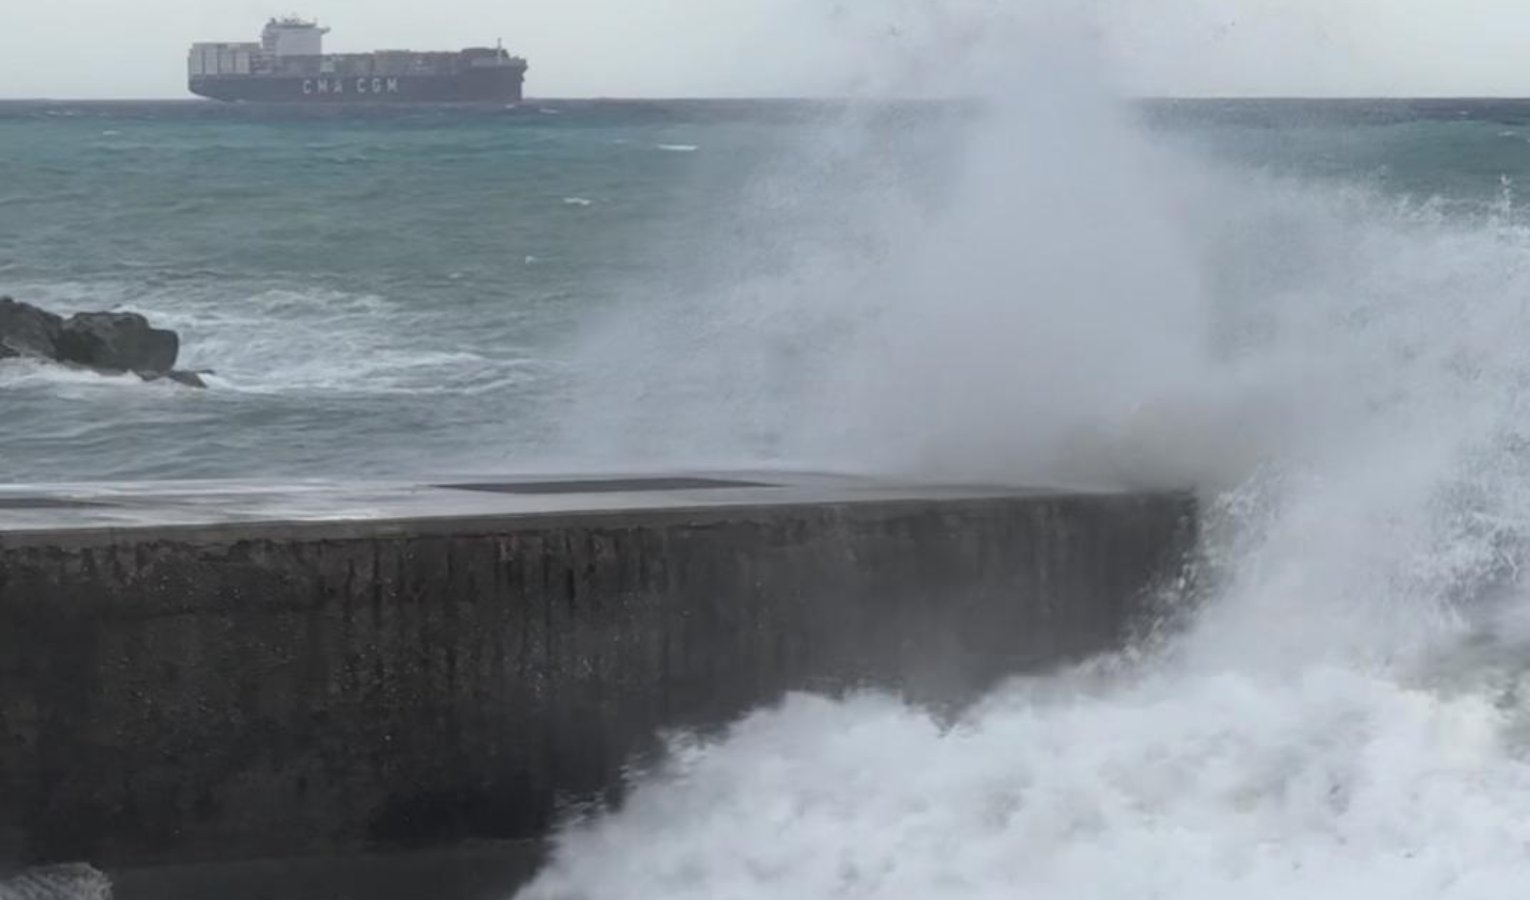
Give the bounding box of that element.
[189,69,524,103]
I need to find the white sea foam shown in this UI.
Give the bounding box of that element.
[523,671,1530,900]
[0,357,144,392]
[0,864,112,900]
[656,144,700,153]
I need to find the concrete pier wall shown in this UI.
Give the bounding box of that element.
[0,479,1195,872]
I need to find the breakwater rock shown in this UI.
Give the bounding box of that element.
[0,296,206,388]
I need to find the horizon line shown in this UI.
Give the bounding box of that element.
[7,94,1530,103]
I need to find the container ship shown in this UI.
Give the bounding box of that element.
[188,18,528,103]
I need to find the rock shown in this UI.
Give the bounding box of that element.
[55,311,179,376]
[0,296,63,360]
[143,369,209,389]
[165,370,209,389]
[0,296,198,387]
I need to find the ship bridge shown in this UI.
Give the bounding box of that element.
[262,17,329,56]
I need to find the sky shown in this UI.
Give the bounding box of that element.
[6,0,1530,99]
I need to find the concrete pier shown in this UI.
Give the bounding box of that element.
[0,472,1195,895]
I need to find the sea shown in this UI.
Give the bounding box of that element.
[12,86,1530,898]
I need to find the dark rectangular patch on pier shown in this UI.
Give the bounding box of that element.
[0,497,104,510]
[438,477,776,495]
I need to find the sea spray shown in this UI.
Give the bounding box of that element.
[520,7,1530,900]
[554,11,1221,486]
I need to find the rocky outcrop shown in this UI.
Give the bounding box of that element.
[56,311,180,375]
[0,296,64,360]
[0,296,206,388]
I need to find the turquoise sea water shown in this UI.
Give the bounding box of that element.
[5,98,1530,482]
[0,101,820,480]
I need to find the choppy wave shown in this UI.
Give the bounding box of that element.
[1,98,792,480]
[0,281,562,481]
[2,285,543,397]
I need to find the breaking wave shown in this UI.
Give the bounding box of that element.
[523,9,1530,900]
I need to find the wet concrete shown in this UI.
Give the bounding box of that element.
[108,842,543,900]
[0,471,1196,894]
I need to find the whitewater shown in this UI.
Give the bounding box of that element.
[519,21,1530,900]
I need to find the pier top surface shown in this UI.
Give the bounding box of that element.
[0,470,1145,539]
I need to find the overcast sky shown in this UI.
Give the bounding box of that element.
[6,0,1530,99]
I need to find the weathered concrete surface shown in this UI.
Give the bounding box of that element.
[0,473,1195,878]
[108,842,541,900]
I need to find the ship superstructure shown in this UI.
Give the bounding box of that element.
[188,18,528,103]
